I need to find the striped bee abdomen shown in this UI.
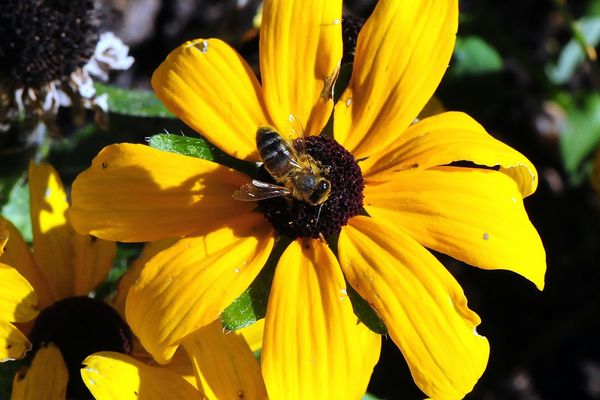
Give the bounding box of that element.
[256,126,295,178]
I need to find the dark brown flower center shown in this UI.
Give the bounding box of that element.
[257,135,364,239]
[0,0,99,87]
[27,296,132,400]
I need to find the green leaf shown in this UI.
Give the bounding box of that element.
[95,83,175,118]
[559,91,600,184]
[547,16,600,84]
[147,134,214,161]
[221,237,290,330]
[1,180,32,243]
[362,393,383,400]
[347,285,388,335]
[451,36,504,76]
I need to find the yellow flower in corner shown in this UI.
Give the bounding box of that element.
[70,0,546,398]
[1,164,266,399]
[1,161,119,399]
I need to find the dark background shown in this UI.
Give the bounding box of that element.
[5,0,600,398]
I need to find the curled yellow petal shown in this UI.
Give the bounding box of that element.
[362,112,538,197]
[339,216,490,399]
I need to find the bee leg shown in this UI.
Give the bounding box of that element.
[318,232,327,243]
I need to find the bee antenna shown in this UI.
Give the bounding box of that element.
[315,203,323,226]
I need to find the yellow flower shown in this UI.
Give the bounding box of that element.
[0,161,118,398]
[1,163,266,399]
[70,0,546,398]
[80,320,267,400]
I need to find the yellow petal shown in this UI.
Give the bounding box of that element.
[152,38,271,161]
[339,216,490,399]
[72,233,117,296]
[70,143,254,242]
[0,263,38,323]
[260,0,342,135]
[0,320,32,361]
[0,218,53,308]
[334,0,458,159]
[12,344,68,400]
[262,239,381,399]
[182,320,267,400]
[81,352,199,400]
[29,161,74,301]
[114,238,178,316]
[126,212,274,364]
[362,112,538,197]
[238,318,264,353]
[364,167,546,290]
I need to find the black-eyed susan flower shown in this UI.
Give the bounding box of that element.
[0,0,133,137]
[69,0,546,398]
[0,161,125,398]
[1,162,265,399]
[80,320,267,400]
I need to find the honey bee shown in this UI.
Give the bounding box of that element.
[233,125,331,206]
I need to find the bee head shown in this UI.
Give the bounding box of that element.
[308,179,331,205]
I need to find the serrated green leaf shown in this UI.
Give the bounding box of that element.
[221,237,290,330]
[547,16,600,84]
[95,83,174,118]
[347,284,388,335]
[559,92,600,184]
[452,36,503,76]
[1,181,32,243]
[147,134,214,160]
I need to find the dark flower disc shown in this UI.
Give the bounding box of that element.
[0,0,99,86]
[27,296,132,399]
[257,135,364,239]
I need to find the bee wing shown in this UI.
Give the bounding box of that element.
[284,114,313,171]
[232,180,292,201]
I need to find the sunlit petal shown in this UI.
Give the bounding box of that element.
[29,161,74,301]
[70,143,254,242]
[126,213,274,364]
[362,112,538,197]
[152,38,271,160]
[364,167,546,290]
[0,218,53,308]
[334,0,458,159]
[238,318,264,353]
[182,320,267,400]
[0,263,38,323]
[0,320,32,362]
[81,352,199,400]
[262,239,381,399]
[339,216,490,399]
[260,0,342,135]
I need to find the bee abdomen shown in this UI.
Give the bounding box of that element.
[256,126,294,177]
